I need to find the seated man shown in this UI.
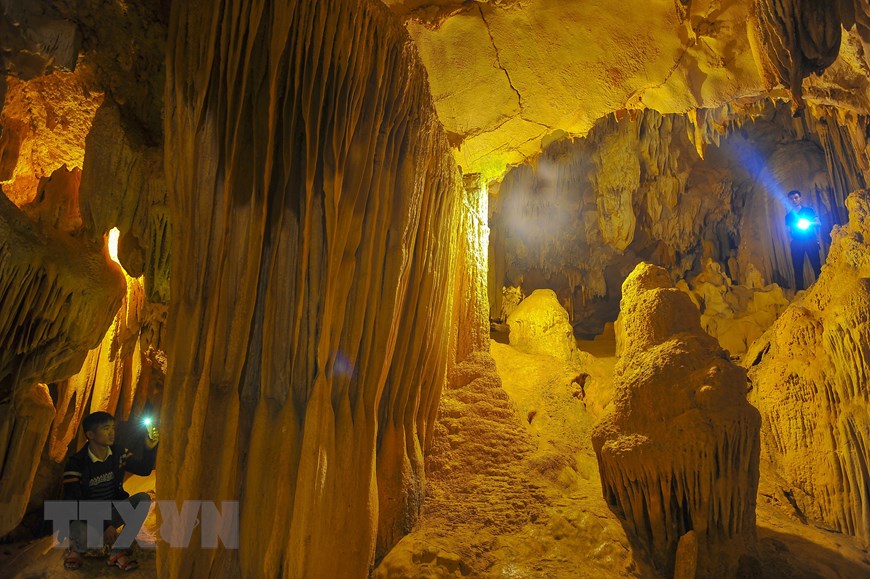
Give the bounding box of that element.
[61,411,159,571]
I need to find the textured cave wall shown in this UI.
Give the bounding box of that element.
[0,188,125,536]
[0,72,103,206]
[160,0,476,576]
[748,0,870,114]
[489,100,868,336]
[745,188,870,545]
[593,263,761,577]
[79,100,170,303]
[0,0,170,540]
[386,0,869,179]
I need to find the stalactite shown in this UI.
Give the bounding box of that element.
[161,0,474,576]
[594,263,760,577]
[47,274,164,462]
[749,0,843,114]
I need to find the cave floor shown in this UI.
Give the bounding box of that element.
[377,337,870,578]
[6,340,868,578]
[6,474,158,578]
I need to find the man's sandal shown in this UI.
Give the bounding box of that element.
[63,550,83,570]
[108,551,139,571]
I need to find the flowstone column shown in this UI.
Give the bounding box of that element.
[161,0,465,576]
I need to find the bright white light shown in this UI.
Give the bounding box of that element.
[108,227,121,263]
[797,218,811,230]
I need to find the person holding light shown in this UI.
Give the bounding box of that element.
[784,189,822,291]
[61,411,159,571]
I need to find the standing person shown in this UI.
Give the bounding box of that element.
[784,189,822,291]
[61,411,159,571]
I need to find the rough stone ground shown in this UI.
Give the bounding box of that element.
[376,337,648,578]
[377,333,870,578]
[4,474,158,578]
[4,338,869,578]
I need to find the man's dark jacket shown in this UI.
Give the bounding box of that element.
[62,444,157,501]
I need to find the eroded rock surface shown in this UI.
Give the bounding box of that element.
[678,259,790,355]
[507,289,576,361]
[159,0,479,576]
[593,263,761,577]
[745,188,870,546]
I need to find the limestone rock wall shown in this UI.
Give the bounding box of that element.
[489,100,867,335]
[0,191,125,401]
[0,384,55,537]
[745,188,870,545]
[0,187,124,537]
[677,259,790,356]
[593,263,761,577]
[161,0,474,576]
[0,71,103,206]
[79,101,170,303]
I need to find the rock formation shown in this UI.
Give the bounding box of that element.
[0,186,125,536]
[388,0,868,178]
[745,188,870,546]
[593,263,761,576]
[489,100,866,336]
[159,0,482,576]
[0,0,867,577]
[507,289,576,361]
[677,259,790,356]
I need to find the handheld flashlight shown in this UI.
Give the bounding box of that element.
[797,218,811,230]
[143,417,152,428]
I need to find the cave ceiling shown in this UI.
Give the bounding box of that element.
[384,0,870,180]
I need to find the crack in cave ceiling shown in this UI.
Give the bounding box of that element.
[383,0,870,180]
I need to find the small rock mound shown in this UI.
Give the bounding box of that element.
[593,262,761,577]
[507,289,576,361]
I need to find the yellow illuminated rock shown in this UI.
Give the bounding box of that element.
[1,0,869,577]
[745,188,870,546]
[507,289,576,361]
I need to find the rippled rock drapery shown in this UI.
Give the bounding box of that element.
[79,101,170,303]
[745,188,870,546]
[593,263,760,577]
[749,0,843,114]
[0,383,54,536]
[0,191,125,401]
[0,188,124,536]
[161,0,472,576]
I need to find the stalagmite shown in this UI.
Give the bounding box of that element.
[507,289,576,361]
[593,263,761,577]
[745,188,870,545]
[160,0,476,576]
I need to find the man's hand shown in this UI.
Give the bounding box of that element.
[145,426,160,449]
